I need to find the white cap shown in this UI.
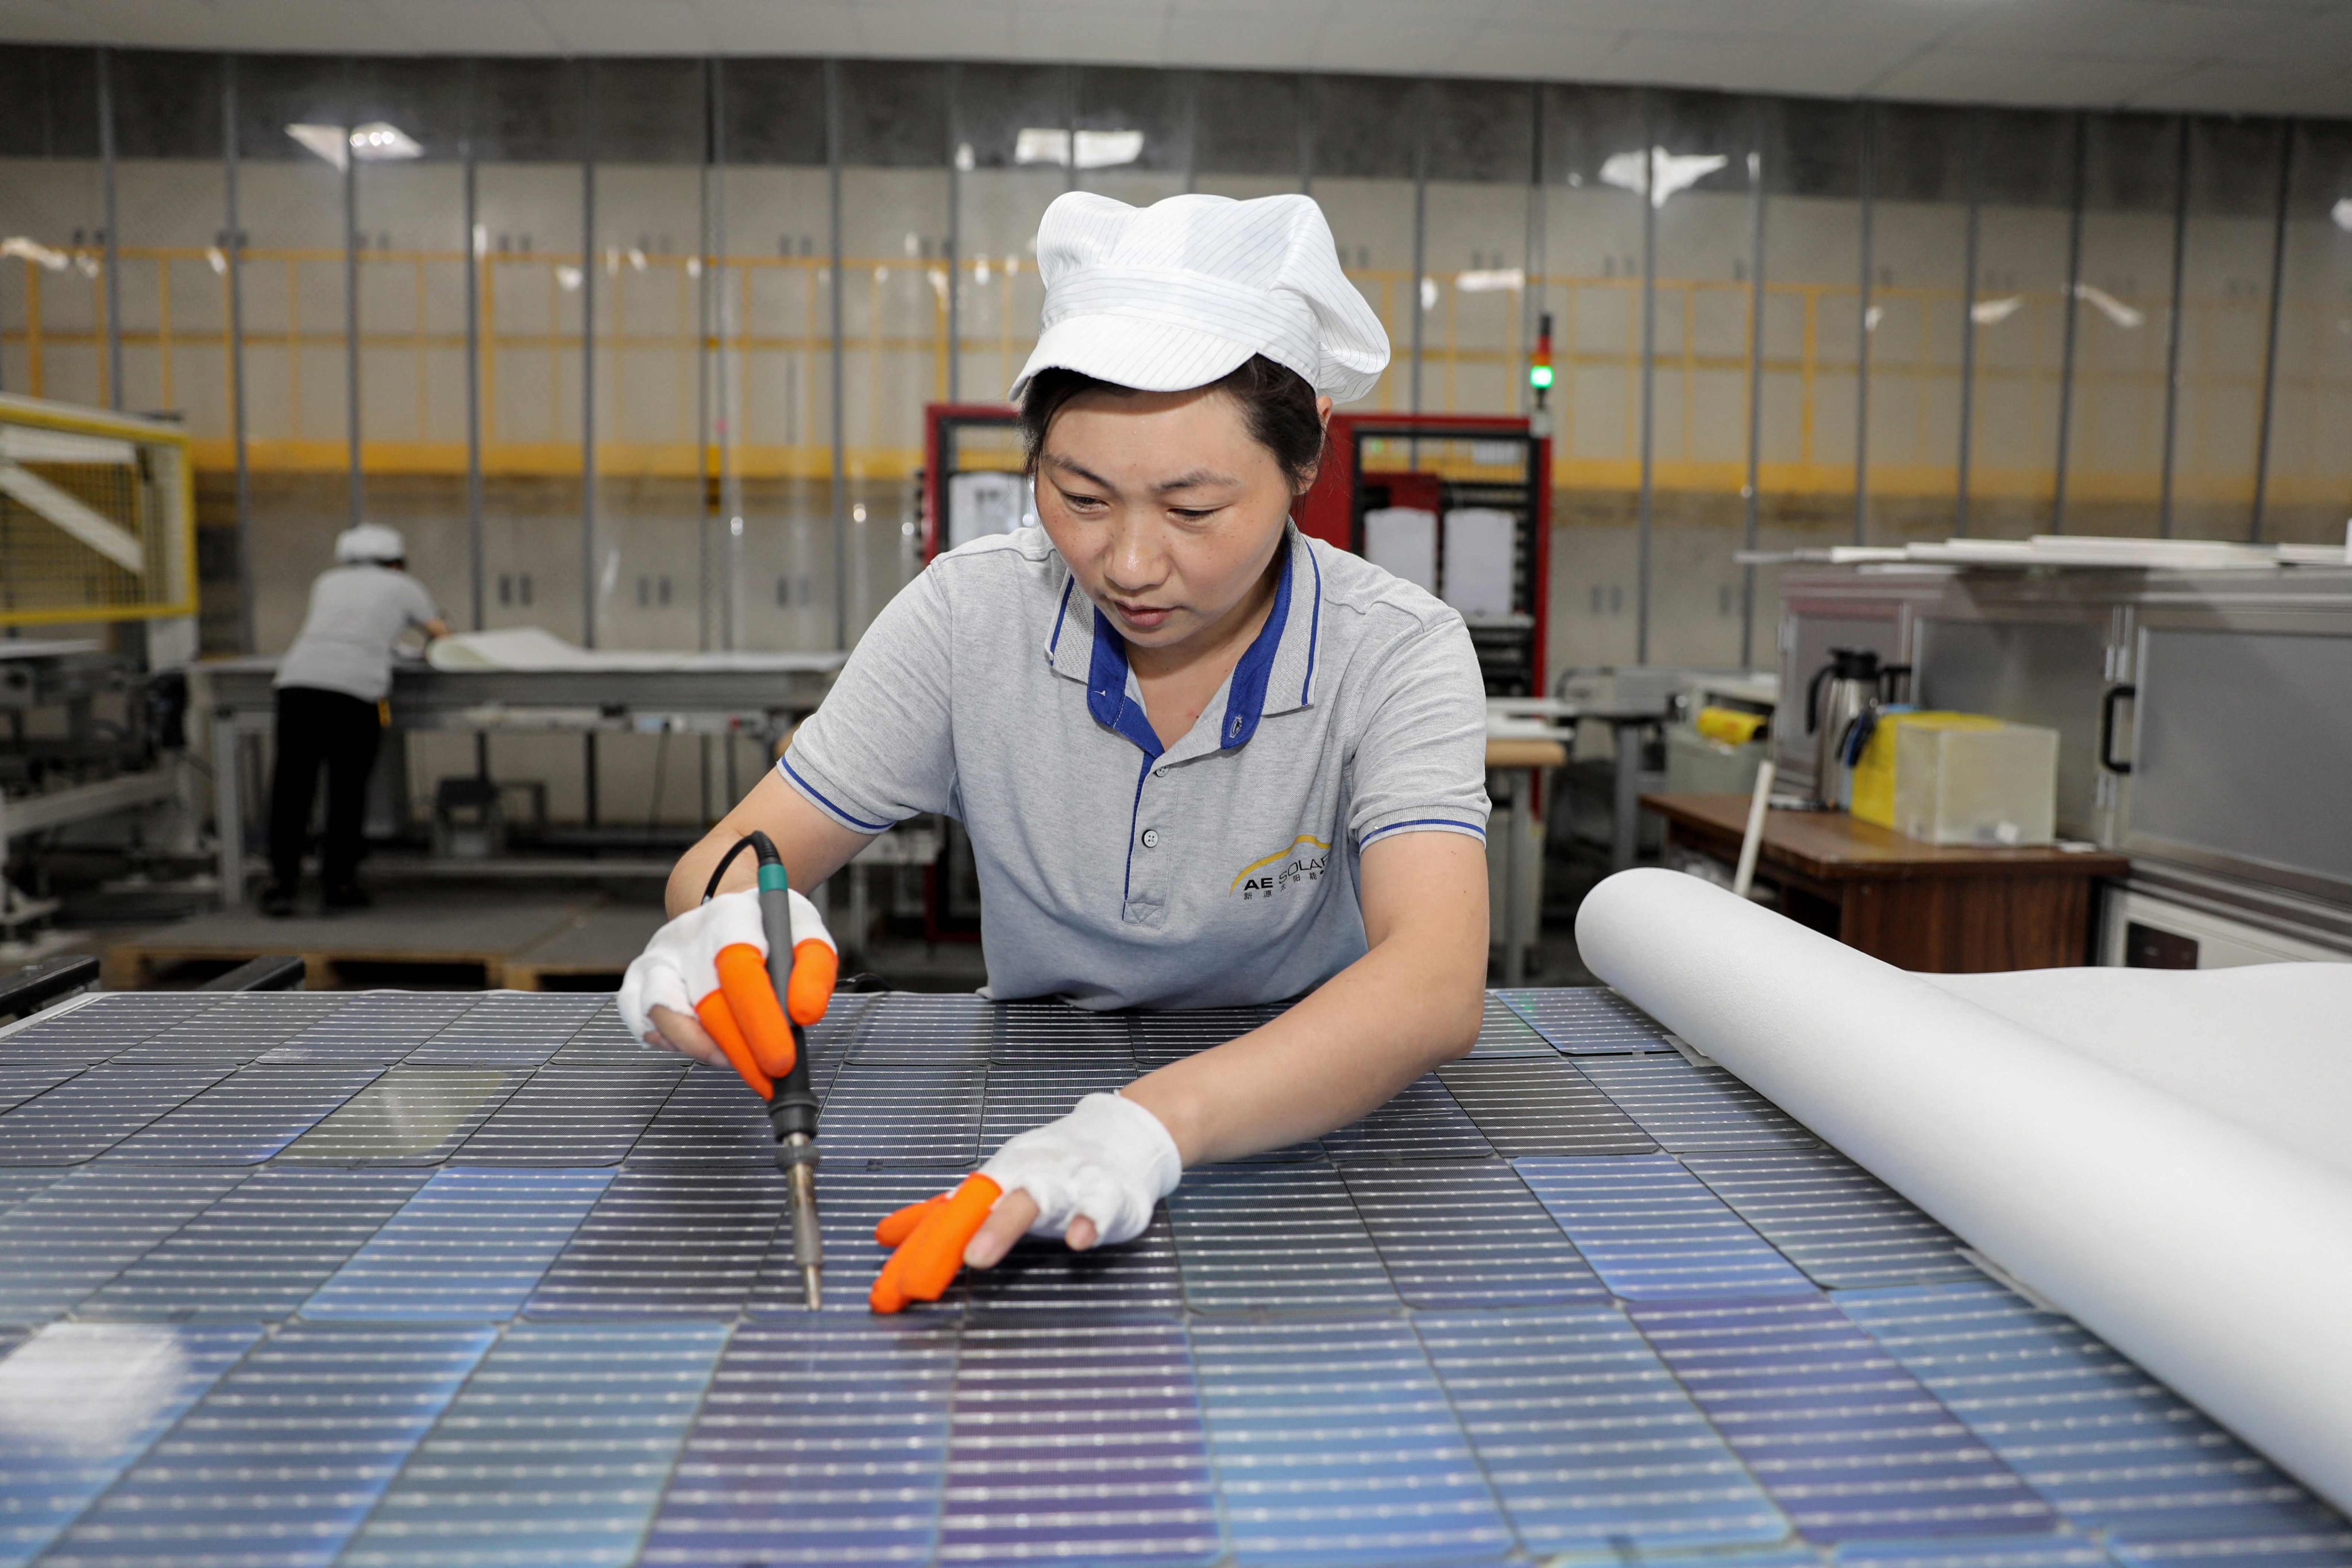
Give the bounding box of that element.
[335,523,406,563]
[1010,191,1390,406]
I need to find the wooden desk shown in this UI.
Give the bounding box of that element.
[1641,791,2130,972]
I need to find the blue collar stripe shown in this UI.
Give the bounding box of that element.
[1046,576,1075,660]
[1087,617,1165,760]
[1300,542,1321,707]
[1216,543,1296,751]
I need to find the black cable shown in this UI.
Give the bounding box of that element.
[698,828,784,904]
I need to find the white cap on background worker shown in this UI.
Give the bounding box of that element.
[335,523,407,564]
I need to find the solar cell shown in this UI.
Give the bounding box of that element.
[0,1063,236,1165]
[1574,1051,1819,1152]
[1339,1160,1603,1308]
[1683,1147,1979,1289]
[1412,1307,1792,1557]
[1318,1072,1492,1163]
[452,1063,683,1165]
[1840,1281,2346,1546]
[1434,1058,1657,1156]
[78,1167,428,1320]
[1189,1315,1512,1566]
[1513,1156,1816,1301]
[0,1323,259,1566]
[1465,992,1552,1057]
[638,1318,956,1566]
[1168,1163,1397,1313]
[302,1166,611,1320]
[101,1063,384,1163]
[333,1321,728,1568]
[1494,987,1674,1054]
[0,1166,246,1323]
[627,1063,777,1166]
[277,1065,528,1164]
[527,1167,786,1318]
[939,1315,1219,1566]
[1632,1296,2059,1543]
[29,1323,493,1568]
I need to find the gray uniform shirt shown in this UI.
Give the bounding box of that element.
[274,566,439,702]
[781,524,1489,1010]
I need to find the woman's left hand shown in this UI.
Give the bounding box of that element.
[868,1092,1182,1312]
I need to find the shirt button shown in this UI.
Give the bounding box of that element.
[1154,767,1168,778]
[1141,828,1161,849]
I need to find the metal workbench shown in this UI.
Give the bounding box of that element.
[202,652,844,905]
[0,985,2339,1566]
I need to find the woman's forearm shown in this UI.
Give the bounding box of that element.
[1121,832,1488,1167]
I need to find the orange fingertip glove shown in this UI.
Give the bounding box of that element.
[788,938,837,1026]
[715,942,795,1079]
[694,990,773,1100]
[869,1173,1002,1314]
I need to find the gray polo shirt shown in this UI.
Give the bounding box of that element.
[781,523,1489,1010]
[275,565,439,703]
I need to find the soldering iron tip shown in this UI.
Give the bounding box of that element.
[803,1265,822,1311]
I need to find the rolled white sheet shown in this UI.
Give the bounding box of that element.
[1575,868,2352,1515]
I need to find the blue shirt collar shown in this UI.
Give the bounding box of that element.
[1043,526,1323,758]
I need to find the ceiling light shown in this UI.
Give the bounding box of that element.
[287,121,422,171]
[2332,198,2352,233]
[1972,295,2023,326]
[1,237,69,272]
[1864,304,1883,333]
[206,246,227,275]
[1456,268,1524,293]
[1015,128,1144,171]
[1600,148,1729,207]
[555,264,583,292]
[2073,281,2144,330]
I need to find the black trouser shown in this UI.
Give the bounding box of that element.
[268,686,382,891]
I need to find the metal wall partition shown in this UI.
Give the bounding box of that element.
[10,46,2336,675]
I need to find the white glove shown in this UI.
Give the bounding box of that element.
[980,1092,1183,1247]
[618,887,835,1065]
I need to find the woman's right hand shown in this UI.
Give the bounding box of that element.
[618,888,837,1096]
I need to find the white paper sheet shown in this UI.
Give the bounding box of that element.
[1440,507,1516,617]
[1575,868,2352,1515]
[424,627,841,674]
[947,470,1031,551]
[1362,507,1438,594]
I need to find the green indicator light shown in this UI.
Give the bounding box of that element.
[1528,365,1554,389]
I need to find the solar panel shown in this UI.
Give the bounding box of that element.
[0,987,2343,1567]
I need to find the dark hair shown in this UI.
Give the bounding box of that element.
[1020,354,1326,492]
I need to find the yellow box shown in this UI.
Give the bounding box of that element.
[1850,711,2003,829]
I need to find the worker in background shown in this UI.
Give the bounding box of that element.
[260,523,448,917]
[620,191,1491,1310]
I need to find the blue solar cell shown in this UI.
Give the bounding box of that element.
[639,1318,956,1566]
[1415,1307,1793,1558]
[1169,1163,1399,1314]
[0,1063,236,1165]
[1190,1315,1512,1567]
[0,1167,246,1324]
[302,1167,611,1320]
[29,1323,493,1568]
[939,1315,1218,1566]
[1574,1051,1819,1152]
[1494,987,1674,1054]
[0,1323,258,1566]
[1319,1073,1492,1162]
[117,994,347,1066]
[526,1168,786,1318]
[1338,1161,1604,1308]
[1839,1281,2347,1547]
[1837,1537,2118,1566]
[2108,1535,2352,1566]
[0,1171,64,1218]
[1513,1156,1816,1301]
[0,1064,91,1116]
[1682,1148,1979,1289]
[255,994,476,1067]
[99,1064,384,1164]
[1632,1296,2059,1543]
[980,1057,1135,1150]
[78,1167,429,1321]
[1433,1059,1655,1156]
[333,1320,728,1568]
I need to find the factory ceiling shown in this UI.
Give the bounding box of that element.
[0,0,2345,117]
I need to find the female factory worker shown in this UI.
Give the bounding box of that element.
[620,191,1491,1311]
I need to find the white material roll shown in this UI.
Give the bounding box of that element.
[1575,868,2352,1515]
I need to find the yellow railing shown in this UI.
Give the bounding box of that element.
[4,245,2342,505]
